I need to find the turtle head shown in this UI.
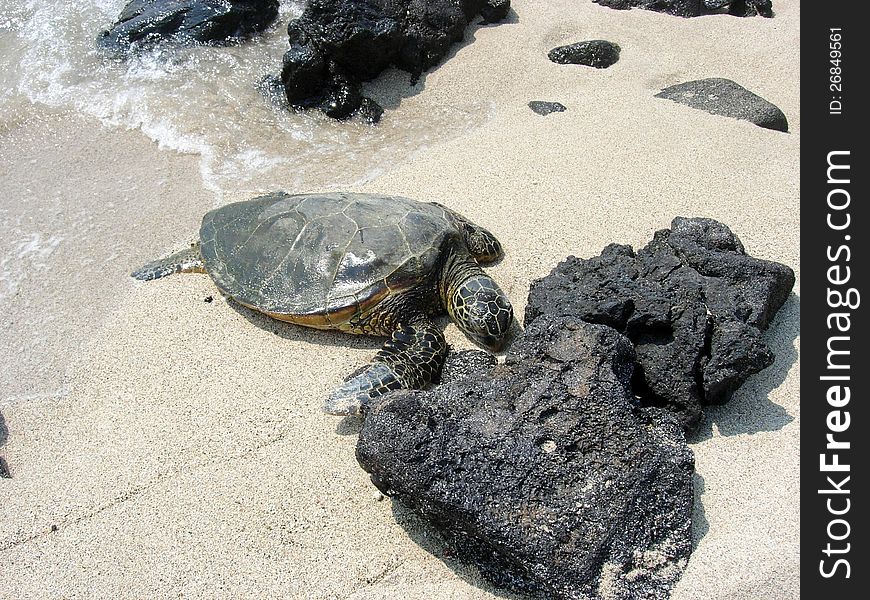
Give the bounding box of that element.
[460,223,503,264]
[449,273,514,352]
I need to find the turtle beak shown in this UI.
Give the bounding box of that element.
[479,335,508,353]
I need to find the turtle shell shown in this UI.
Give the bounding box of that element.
[199,192,459,326]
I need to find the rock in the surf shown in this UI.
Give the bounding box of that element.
[525,217,795,431]
[358,316,695,599]
[547,40,620,69]
[656,78,788,132]
[277,0,512,122]
[98,0,279,54]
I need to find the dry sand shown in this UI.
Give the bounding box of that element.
[1,1,799,598]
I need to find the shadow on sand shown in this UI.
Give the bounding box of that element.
[363,9,521,111]
[226,297,383,351]
[689,292,800,442]
[390,500,544,600]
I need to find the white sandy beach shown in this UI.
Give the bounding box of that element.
[1,1,799,598]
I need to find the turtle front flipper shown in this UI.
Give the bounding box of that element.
[131,242,206,281]
[324,320,447,416]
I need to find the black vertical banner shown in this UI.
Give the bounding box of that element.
[802,2,868,597]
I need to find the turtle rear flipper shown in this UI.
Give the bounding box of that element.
[324,320,447,416]
[132,242,206,281]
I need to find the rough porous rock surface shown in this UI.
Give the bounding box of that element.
[98,0,279,55]
[548,40,620,69]
[593,0,772,18]
[278,0,511,122]
[528,100,567,116]
[358,316,695,599]
[438,349,498,383]
[656,78,788,132]
[526,217,795,430]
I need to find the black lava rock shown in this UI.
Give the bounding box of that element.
[528,100,567,116]
[594,0,701,17]
[526,218,794,431]
[98,0,279,55]
[438,349,498,383]
[278,0,511,122]
[656,78,788,132]
[593,0,772,17]
[727,0,773,17]
[481,0,512,23]
[358,316,695,599]
[548,40,620,69]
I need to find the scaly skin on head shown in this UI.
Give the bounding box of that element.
[440,248,514,352]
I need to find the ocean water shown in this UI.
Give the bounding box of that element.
[0,0,488,200]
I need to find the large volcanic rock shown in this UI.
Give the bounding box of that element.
[656,78,789,132]
[277,0,512,122]
[98,0,279,55]
[592,0,772,17]
[358,316,695,599]
[526,217,795,430]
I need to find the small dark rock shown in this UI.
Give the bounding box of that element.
[656,78,788,132]
[548,40,620,69]
[50,524,58,532]
[0,457,10,479]
[528,101,567,116]
[594,0,702,17]
[277,0,512,122]
[204,295,214,303]
[358,316,695,599]
[525,217,794,430]
[98,0,279,55]
[593,0,772,17]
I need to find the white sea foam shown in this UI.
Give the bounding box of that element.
[1,0,488,203]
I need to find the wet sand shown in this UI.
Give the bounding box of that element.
[0,1,799,598]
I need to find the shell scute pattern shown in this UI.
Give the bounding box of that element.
[200,192,457,322]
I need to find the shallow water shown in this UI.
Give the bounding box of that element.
[0,0,488,200]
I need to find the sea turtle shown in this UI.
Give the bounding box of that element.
[132,191,514,415]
